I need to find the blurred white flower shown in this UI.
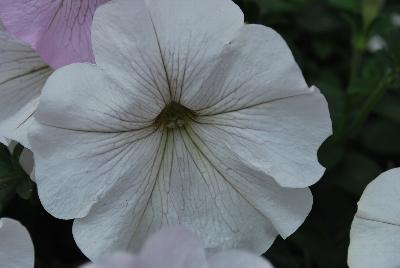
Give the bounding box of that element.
[81,227,274,268]
[0,24,52,148]
[0,218,34,268]
[348,168,400,268]
[29,0,331,260]
[366,35,387,52]
[391,13,400,27]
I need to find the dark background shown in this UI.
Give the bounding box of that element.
[1,0,399,267]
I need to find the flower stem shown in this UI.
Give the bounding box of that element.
[349,70,392,136]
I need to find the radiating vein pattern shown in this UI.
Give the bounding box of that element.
[29,0,332,260]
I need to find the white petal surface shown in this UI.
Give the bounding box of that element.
[140,227,207,268]
[0,29,52,147]
[73,128,311,259]
[184,125,313,238]
[92,0,243,104]
[348,168,400,268]
[208,250,274,268]
[184,25,331,188]
[0,218,34,268]
[183,25,332,187]
[193,86,331,188]
[355,168,400,224]
[30,63,163,219]
[0,136,8,146]
[184,25,309,113]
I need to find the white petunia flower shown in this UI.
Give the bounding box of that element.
[0,24,52,148]
[0,218,34,268]
[81,227,274,268]
[348,168,400,268]
[29,0,332,260]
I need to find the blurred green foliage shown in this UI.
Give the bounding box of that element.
[1,0,399,267]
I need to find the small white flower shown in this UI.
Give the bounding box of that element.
[348,168,400,268]
[81,227,274,268]
[366,35,387,52]
[0,23,52,147]
[29,0,332,260]
[0,218,34,268]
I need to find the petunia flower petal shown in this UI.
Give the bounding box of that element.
[184,25,331,188]
[192,86,330,189]
[0,0,108,69]
[208,250,274,268]
[184,24,310,111]
[140,227,208,268]
[29,63,165,220]
[81,252,144,268]
[0,218,34,268]
[348,168,400,268]
[0,29,52,147]
[72,127,311,259]
[80,227,274,268]
[92,0,243,104]
[184,125,313,238]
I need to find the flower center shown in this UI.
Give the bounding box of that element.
[155,102,196,129]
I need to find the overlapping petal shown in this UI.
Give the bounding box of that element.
[81,253,144,268]
[0,218,34,268]
[80,227,273,268]
[348,168,400,268]
[0,0,109,69]
[0,28,52,147]
[140,227,207,268]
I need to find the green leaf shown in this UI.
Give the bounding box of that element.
[0,145,13,176]
[362,0,385,30]
[0,178,18,214]
[0,143,34,211]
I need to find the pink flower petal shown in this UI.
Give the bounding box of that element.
[0,0,109,69]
